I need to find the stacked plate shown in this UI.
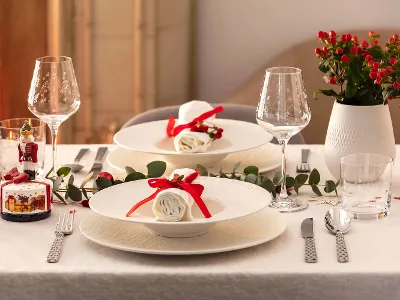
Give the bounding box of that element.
[80,119,287,255]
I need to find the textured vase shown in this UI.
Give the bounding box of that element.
[324,102,396,179]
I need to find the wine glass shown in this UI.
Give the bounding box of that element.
[28,56,80,177]
[256,67,311,212]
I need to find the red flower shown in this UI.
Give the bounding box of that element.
[367,60,374,67]
[369,31,375,37]
[378,71,386,78]
[369,72,377,79]
[389,58,398,65]
[317,31,325,39]
[329,77,337,84]
[371,67,378,73]
[350,47,358,54]
[357,47,363,54]
[329,38,337,45]
[346,34,352,41]
[336,48,343,54]
[372,39,379,46]
[214,133,222,139]
[386,67,393,74]
[217,128,224,133]
[329,30,336,38]
[352,35,358,42]
[375,79,382,85]
[96,172,114,183]
[393,82,400,89]
[364,50,370,56]
[81,200,90,207]
[322,46,328,53]
[341,55,349,63]
[360,40,369,48]
[394,33,399,40]
[373,62,380,68]
[365,55,373,61]
[315,48,322,55]
[389,37,395,44]
[341,34,347,42]
[388,96,394,100]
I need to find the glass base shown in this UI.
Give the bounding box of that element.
[269,199,309,213]
[344,203,389,220]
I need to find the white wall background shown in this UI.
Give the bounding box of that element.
[196,0,400,102]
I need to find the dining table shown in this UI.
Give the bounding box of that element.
[2,143,400,300]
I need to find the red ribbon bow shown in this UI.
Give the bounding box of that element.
[125,172,212,218]
[166,106,224,137]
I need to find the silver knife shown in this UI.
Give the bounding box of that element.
[301,218,317,263]
[87,147,108,180]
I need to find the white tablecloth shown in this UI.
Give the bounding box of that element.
[2,144,400,300]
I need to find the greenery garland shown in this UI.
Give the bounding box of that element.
[48,161,339,205]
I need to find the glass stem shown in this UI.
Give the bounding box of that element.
[50,126,59,178]
[279,138,289,200]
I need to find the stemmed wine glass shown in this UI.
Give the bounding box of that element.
[256,67,311,212]
[28,56,80,177]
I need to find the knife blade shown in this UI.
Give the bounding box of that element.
[86,147,108,180]
[301,218,317,263]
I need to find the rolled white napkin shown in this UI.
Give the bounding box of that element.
[178,100,215,125]
[173,129,212,153]
[169,168,197,180]
[152,188,194,222]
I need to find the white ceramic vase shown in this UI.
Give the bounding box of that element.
[324,102,396,179]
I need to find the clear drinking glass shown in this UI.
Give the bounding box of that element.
[27,56,80,177]
[0,118,46,177]
[340,153,393,220]
[256,67,311,212]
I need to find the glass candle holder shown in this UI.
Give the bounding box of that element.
[340,153,393,220]
[0,118,46,178]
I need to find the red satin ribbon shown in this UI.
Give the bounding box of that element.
[166,106,224,137]
[125,172,211,218]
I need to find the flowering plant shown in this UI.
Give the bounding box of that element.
[314,30,400,105]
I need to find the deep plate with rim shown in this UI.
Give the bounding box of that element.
[113,119,273,167]
[89,177,272,237]
[80,208,287,255]
[106,143,281,175]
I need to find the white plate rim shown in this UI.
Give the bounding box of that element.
[106,144,281,174]
[79,208,287,255]
[89,177,272,226]
[113,119,272,156]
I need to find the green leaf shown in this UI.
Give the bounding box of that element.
[314,89,339,99]
[67,184,82,201]
[348,59,364,84]
[68,175,74,186]
[308,169,321,185]
[80,172,94,188]
[232,161,241,172]
[96,177,113,190]
[125,172,146,182]
[324,180,337,193]
[82,188,89,200]
[273,172,282,185]
[57,167,71,177]
[196,164,208,176]
[311,185,323,196]
[318,60,330,73]
[113,180,124,185]
[64,190,69,200]
[260,178,276,198]
[368,46,383,59]
[219,171,228,178]
[285,176,295,187]
[244,173,257,184]
[45,167,54,179]
[209,173,217,177]
[146,161,167,178]
[125,166,136,175]
[335,180,340,187]
[294,174,308,194]
[243,166,259,175]
[346,79,358,98]
[53,191,66,204]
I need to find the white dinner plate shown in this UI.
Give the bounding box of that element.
[89,177,271,237]
[113,119,273,167]
[107,143,281,175]
[80,208,287,255]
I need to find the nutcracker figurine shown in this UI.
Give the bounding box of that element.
[18,121,38,180]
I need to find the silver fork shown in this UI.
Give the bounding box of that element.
[296,149,310,173]
[47,211,75,263]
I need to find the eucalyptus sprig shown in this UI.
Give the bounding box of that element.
[47,160,338,206]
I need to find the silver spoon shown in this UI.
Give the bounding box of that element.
[63,148,89,173]
[324,207,351,263]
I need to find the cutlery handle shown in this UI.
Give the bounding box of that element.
[47,232,64,263]
[336,231,349,263]
[74,148,89,163]
[94,147,108,163]
[301,149,310,163]
[305,237,317,263]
